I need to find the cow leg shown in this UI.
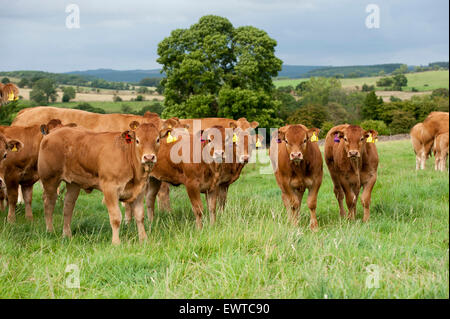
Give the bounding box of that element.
[281,186,300,226]
[146,177,161,222]
[124,203,133,225]
[157,182,171,212]
[420,150,426,170]
[6,182,19,223]
[185,184,204,229]
[344,187,357,220]
[307,185,320,232]
[333,185,346,218]
[130,191,147,242]
[206,188,219,225]
[217,185,229,211]
[103,188,122,245]
[42,179,59,232]
[415,154,420,170]
[361,175,377,223]
[21,184,34,221]
[62,183,80,238]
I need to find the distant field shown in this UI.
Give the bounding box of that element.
[274,70,449,92]
[49,101,161,113]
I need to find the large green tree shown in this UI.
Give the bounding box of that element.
[157,15,282,126]
[30,78,57,104]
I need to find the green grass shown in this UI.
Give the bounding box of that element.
[48,101,160,113]
[0,140,448,298]
[274,70,449,92]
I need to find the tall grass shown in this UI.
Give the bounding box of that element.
[0,140,448,298]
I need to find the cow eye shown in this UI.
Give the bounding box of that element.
[360,137,364,141]
[136,138,140,144]
[344,137,348,142]
[303,138,307,143]
[156,137,160,143]
[3,153,6,159]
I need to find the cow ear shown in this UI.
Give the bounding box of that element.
[229,122,237,129]
[250,121,259,129]
[335,130,344,139]
[121,130,135,143]
[159,127,172,139]
[364,129,378,139]
[7,139,23,152]
[307,128,320,139]
[129,121,140,130]
[277,125,289,141]
[40,124,49,135]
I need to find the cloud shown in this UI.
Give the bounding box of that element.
[0,0,448,72]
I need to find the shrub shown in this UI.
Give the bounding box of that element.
[360,120,390,135]
[135,95,145,101]
[431,88,449,98]
[73,102,105,114]
[320,121,334,138]
[113,95,122,102]
[389,110,416,134]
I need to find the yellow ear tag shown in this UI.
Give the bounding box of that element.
[8,92,15,101]
[374,138,378,143]
[166,132,177,143]
[366,133,373,143]
[255,139,262,148]
[12,145,17,152]
[310,132,319,142]
[232,133,239,143]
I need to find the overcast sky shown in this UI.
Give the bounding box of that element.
[0,0,448,72]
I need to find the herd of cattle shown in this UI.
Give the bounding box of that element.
[0,91,448,244]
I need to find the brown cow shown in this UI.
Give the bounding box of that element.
[434,132,449,172]
[410,123,434,170]
[0,120,69,222]
[37,122,169,245]
[410,112,449,170]
[157,117,259,211]
[269,124,322,230]
[324,124,379,222]
[144,126,228,229]
[0,133,24,211]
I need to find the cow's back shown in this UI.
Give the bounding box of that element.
[13,107,158,132]
[423,112,449,137]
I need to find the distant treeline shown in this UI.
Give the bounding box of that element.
[302,64,403,78]
[0,70,162,91]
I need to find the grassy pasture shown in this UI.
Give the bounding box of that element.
[0,139,448,298]
[274,70,449,92]
[48,101,161,113]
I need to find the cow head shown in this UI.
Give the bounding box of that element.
[123,121,169,166]
[0,135,23,161]
[40,119,77,135]
[234,118,259,131]
[335,125,378,159]
[277,125,320,163]
[228,122,264,163]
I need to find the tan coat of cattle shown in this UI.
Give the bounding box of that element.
[324,124,379,222]
[410,112,449,170]
[144,126,228,229]
[12,106,166,131]
[37,123,168,245]
[0,120,69,222]
[269,124,323,230]
[157,117,259,212]
[434,132,449,172]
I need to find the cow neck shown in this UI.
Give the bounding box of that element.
[126,138,144,185]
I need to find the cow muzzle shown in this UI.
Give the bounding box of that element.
[142,154,157,164]
[348,150,360,158]
[213,150,225,162]
[290,152,303,162]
